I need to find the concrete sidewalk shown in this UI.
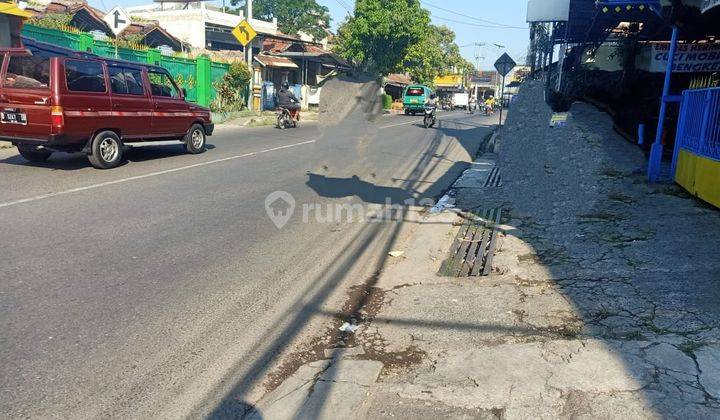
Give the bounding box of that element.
[248,80,720,419]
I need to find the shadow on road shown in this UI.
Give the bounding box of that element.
[0,143,216,170]
[203,80,491,419]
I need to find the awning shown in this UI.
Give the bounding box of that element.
[385,73,412,87]
[274,51,352,69]
[0,2,32,18]
[434,74,463,87]
[555,0,667,44]
[703,0,720,13]
[254,55,299,69]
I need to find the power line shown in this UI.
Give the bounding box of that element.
[459,43,506,49]
[333,0,353,16]
[431,15,527,30]
[422,1,526,29]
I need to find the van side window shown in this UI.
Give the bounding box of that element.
[3,54,50,89]
[65,59,106,93]
[109,67,145,96]
[148,71,179,98]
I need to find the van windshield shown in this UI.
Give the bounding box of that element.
[4,54,51,89]
[406,88,424,96]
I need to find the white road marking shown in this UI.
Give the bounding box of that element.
[378,111,469,129]
[0,139,317,209]
[379,119,424,129]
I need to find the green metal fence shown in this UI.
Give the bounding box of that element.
[210,61,229,101]
[160,55,199,103]
[21,24,230,107]
[22,24,80,50]
[91,39,117,58]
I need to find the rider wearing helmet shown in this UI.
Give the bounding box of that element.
[277,81,301,121]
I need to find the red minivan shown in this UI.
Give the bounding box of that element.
[0,40,213,169]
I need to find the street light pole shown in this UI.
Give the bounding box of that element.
[246,0,254,110]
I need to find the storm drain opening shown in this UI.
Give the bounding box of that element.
[439,207,502,277]
[484,166,501,187]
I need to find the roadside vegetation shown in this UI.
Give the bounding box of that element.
[230,0,331,41]
[210,62,252,113]
[333,0,473,85]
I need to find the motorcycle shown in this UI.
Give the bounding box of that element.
[423,106,437,128]
[276,107,297,129]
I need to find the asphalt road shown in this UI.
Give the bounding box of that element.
[0,109,494,419]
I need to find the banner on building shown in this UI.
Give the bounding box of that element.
[526,0,569,22]
[651,42,720,73]
[702,0,720,13]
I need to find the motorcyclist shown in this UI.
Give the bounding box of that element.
[277,81,301,121]
[426,92,437,108]
[423,93,437,127]
[484,96,495,115]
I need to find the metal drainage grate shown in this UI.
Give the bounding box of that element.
[439,207,502,277]
[484,166,501,187]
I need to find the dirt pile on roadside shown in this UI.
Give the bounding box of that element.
[308,74,384,180]
[318,74,382,128]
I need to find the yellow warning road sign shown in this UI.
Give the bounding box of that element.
[232,20,257,47]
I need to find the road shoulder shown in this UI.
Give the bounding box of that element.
[248,80,720,419]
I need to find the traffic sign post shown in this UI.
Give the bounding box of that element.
[232,19,257,47]
[232,16,257,110]
[494,53,516,127]
[103,6,131,36]
[103,7,131,59]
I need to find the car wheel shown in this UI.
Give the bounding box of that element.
[88,131,123,169]
[184,124,207,154]
[17,145,52,163]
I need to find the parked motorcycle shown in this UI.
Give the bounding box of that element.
[423,106,437,128]
[276,107,297,129]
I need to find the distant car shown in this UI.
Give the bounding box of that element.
[0,40,213,169]
[403,85,432,115]
[452,92,469,110]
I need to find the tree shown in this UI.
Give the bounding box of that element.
[230,0,330,41]
[402,25,473,86]
[334,0,429,76]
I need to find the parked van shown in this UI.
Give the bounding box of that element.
[403,85,432,115]
[0,39,213,169]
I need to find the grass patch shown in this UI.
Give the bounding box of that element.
[594,307,613,320]
[608,192,636,204]
[600,167,626,179]
[678,340,705,357]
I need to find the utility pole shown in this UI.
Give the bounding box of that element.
[246,0,254,110]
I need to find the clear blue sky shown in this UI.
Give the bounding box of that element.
[88,0,530,70]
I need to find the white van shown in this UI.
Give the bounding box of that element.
[452,92,469,110]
